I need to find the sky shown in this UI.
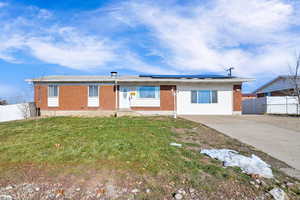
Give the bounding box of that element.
[0,0,300,102]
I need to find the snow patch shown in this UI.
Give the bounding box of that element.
[200,149,273,178]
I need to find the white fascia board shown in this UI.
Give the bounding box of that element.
[26,78,254,83]
[117,78,254,83]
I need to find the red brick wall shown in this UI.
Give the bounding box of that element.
[34,84,116,111]
[59,85,88,110]
[161,85,176,110]
[100,85,116,110]
[34,84,48,109]
[233,85,242,111]
[131,85,176,111]
[35,84,244,113]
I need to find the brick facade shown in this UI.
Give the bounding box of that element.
[34,84,173,111]
[34,84,47,109]
[233,84,242,111]
[34,84,241,114]
[100,85,116,110]
[59,85,89,110]
[34,84,116,111]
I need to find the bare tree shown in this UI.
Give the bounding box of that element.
[14,94,33,120]
[288,53,300,105]
[17,102,31,119]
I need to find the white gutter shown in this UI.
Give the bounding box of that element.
[26,78,255,83]
[173,86,177,118]
[115,79,118,113]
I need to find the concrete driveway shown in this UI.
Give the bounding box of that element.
[182,115,300,178]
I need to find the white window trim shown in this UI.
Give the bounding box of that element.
[191,90,218,104]
[136,86,160,99]
[88,85,100,107]
[88,85,99,97]
[48,85,59,107]
[48,85,59,97]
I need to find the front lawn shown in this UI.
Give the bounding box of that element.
[0,116,299,199]
[0,117,200,174]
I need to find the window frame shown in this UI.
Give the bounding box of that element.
[136,86,160,99]
[88,85,99,98]
[191,90,218,104]
[48,85,59,98]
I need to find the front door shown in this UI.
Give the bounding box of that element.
[119,86,131,109]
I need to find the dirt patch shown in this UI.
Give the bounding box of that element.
[0,164,148,199]
[171,127,191,135]
[176,123,290,171]
[0,161,291,200]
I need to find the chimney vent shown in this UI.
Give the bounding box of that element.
[111,71,118,78]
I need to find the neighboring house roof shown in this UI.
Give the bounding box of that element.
[254,75,300,94]
[26,74,253,83]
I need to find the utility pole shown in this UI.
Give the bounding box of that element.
[226,67,234,77]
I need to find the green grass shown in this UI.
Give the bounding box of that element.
[0,116,205,176]
[2,116,299,199]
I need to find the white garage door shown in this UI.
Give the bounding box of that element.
[177,84,233,115]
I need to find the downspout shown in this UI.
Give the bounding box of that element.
[173,86,177,118]
[115,79,118,116]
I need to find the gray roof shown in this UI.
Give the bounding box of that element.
[26,75,254,83]
[254,75,300,93]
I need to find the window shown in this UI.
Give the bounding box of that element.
[191,90,218,104]
[137,86,160,99]
[48,85,58,97]
[89,85,99,97]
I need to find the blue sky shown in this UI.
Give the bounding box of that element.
[0,0,300,102]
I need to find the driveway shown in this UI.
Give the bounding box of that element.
[182,115,300,178]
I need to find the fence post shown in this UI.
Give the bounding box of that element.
[286,96,288,115]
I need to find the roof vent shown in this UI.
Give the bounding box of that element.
[110,71,118,78]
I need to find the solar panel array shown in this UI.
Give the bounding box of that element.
[139,74,234,79]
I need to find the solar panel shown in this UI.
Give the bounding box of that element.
[139,74,234,79]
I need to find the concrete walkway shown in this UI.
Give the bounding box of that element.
[182,115,300,178]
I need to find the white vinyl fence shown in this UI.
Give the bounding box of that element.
[243,96,300,115]
[0,103,36,122]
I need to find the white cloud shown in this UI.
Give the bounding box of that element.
[213,0,292,31]
[27,40,113,70]
[0,8,117,70]
[114,0,299,76]
[0,35,26,63]
[0,4,169,73]
[25,28,116,70]
[0,0,299,77]
[116,52,177,74]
